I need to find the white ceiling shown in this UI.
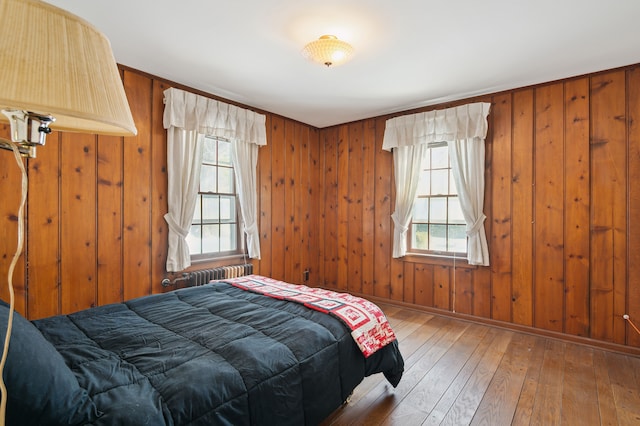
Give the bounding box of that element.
[46,0,640,128]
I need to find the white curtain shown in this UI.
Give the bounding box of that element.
[449,137,489,265]
[382,102,491,265]
[390,144,428,258]
[163,87,267,271]
[164,128,204,272]
[231,140,260,259]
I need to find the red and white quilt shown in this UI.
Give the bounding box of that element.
[219,275,397,358]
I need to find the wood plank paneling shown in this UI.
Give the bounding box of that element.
[150,80,168,294]
[96,134,124,306]
[122,70,152,301]
[533,83,565,333]
[627,65,640,347]
[373,117,392,299]
[2,60,640,353]
[490,94,513,323]
[323,126,339,288]
[433,265,450,311]
[315,64,640,351]
[563,78,590,337]
[511,89,534,327]
[269,116,286,280]
[361,119,376,296]
[26,133,60,319]
[298,124,311,285]
[336,125,349,292]
[284,120,297,283]
[308,126,321,284]
[414,263,434,307]
[60,132,97,314]
[347,122,364,294]
[590,71,627,344]
[453,267,473,316]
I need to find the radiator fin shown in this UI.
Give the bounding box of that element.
[188,263,253,287]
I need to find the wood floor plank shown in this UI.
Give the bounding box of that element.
[407,324,490,414]
[322,315,453,425]
[470,332,538,425]
[438,330,513,425]
[421,327,501,426]
[380,323,490,424]
[593,350,619,426]
[510,334,547,426]
[530,339,565,425]
[328,317,470,425]
[322,306,640,426]
[560,344,600,426]
[605,351,640,424]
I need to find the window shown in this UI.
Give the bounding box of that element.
[410,143,467,256]
[187,136,243,258]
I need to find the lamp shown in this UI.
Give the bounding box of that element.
[0,0,137,158]
[0,0,137,423]
[301,35,354,67]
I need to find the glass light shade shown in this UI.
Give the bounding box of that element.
[0,0,137,136]
[301,35,354,67]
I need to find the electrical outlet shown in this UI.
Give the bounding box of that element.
[303,269,309,282]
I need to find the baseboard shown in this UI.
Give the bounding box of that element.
[363,294,640,358]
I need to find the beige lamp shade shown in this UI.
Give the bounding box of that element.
[302,35,354,67]
[0,0,137,136]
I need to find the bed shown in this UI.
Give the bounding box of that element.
[1,275,404,425]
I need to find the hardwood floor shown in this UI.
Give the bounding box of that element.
[321,304,640,426]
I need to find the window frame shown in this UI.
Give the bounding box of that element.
[188,136,245,261]
[407,142,468,259]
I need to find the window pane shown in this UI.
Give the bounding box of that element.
[200,164,217,193]
[220,224,237,251]
[218,140,232,166]
[431,169,448,195]
[187,225,202,254]
[413,197,429,222]
[412,224,429,250]
[202,224,220,253]
[431,146,448,168]
[218,167,235,194]
[409,144,468,256]
[430,197,447,223]
[219,195,236,222]
[429,224,447,251]
[192,136,241,259]
[202,195,219,222]
[448,225,467,252]
[192,197,202,222]
[202,137,217,164]
[448,197,465,224]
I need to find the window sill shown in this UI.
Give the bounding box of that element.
[402,253,477,269]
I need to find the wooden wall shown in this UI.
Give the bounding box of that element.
[0,67,318,321]
[310,65,640,351]
[1,63,639,352]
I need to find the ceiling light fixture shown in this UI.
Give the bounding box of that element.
[301,35,354,67]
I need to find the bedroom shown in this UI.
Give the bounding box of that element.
[1,0,639,424]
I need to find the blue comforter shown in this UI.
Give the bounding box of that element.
[29,282,404,425]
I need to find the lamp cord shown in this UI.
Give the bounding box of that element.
[0,141,28,426]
